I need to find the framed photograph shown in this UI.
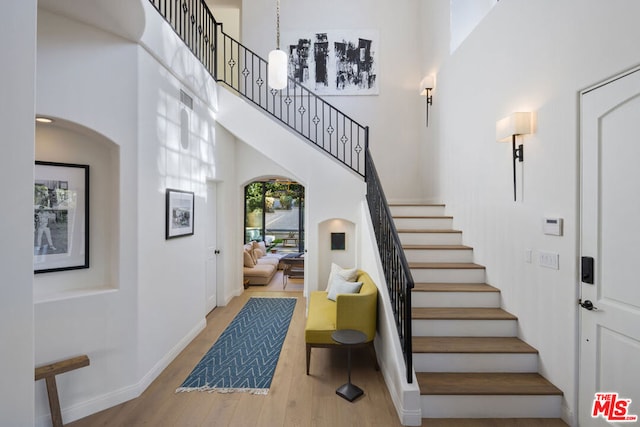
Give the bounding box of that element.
[34,161,89,274]
[331,232,346,250]
[166,189,195,239]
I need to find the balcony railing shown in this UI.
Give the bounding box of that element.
[148,0,414,383]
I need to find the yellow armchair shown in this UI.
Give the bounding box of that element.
[304,270,378,374]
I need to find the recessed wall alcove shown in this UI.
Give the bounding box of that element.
[34,119,119,303]
[318,218,356,290]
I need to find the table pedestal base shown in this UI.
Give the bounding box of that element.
[336,382,363,402]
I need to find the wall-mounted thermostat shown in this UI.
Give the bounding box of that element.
[543,217,563,236]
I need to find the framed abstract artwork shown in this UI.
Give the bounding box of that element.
[283,29,379,96]
[166,189,195,239]
[34,161,90,273]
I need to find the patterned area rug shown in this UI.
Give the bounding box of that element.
[176,297,296,394]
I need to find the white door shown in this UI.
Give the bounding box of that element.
[205,182,218,313]
[579,68,640,425]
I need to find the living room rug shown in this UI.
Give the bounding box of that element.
[176,297,296,395]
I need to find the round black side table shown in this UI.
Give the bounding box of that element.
[332,329,367,402]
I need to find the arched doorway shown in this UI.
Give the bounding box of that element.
[244,179,305,253]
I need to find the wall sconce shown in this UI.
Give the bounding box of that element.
[496,112,533,201]
[420,76,434,127]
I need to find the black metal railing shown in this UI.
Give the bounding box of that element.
[216,31,367,177]
[148,0,218,79]
[365,147,414,383]
[149,0,366,177]
[148,0,413,383]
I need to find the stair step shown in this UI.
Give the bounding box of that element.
[403,245,473,263]
[413,283,498,292]
[389,203,446,217]
[412,283,500,308]
[413,337,537,354]
[410,263,486,283]
[412,307,517,320]
[413,337,539,372]
[398,229,463,245]
[394,216,453,230]
[417,372,563,396]
[418,373,563,418]
[421,420,568,426]
[412,308,518,337]
[410,262,485,269]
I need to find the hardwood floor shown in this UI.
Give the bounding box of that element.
[67,288,567,427]
[67,289,398,427]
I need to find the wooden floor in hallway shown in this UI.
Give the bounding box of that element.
[67,288,567,427]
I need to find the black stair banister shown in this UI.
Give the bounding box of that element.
[365,147,415,383]
[216,29,367,177]
[149,0,414,384]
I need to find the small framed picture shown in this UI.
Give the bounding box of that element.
[34,161,90,274]
[331,232,346,250]
[166,189,195,239]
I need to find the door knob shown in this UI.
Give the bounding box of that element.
[579,299,598,311]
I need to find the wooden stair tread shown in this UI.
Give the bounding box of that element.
[412,307,517,320]
[421,419,568,426]
[389,203,445,207]
[413,337,538,354]
[393,215,454,219]
[397,229,462,234]
[417,372,563,396]
[403,244,472,250]
[410,262,485,269]
[413,283,499,293]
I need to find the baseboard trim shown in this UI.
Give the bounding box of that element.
[376,341,422,426]
[35,318,207,427]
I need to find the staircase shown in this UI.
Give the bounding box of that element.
[390,203,565,420]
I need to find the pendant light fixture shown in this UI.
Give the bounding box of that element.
[268,0,288,90]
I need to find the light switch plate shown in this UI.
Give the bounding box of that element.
[539,251,559,270]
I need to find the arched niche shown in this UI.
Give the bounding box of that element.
[317,218,357,291]
[34,118,120,302]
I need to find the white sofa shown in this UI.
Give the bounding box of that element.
[243,241,282,285]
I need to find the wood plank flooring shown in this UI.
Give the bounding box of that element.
[67,288,567,427]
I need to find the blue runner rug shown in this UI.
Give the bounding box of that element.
[176,297,296,395]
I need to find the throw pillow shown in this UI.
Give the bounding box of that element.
[251,241,265,258]
[327,278,363,301]
[252,248,264,261]
[243,250,255,268]
[326,262,358,293]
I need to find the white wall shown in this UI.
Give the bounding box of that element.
[420,0,640,423]
[450,0,497,53]
[217,88,367,295]
[241,0,424,202]
[32,3,239,424]
[0,1,36,425]
[35,10,140,424]
[359,205,421,426]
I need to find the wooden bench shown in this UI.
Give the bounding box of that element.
[35,355,90,427]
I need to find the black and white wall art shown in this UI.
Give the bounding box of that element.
[34,161,89,273]
[284,29,379,95]
[166,189,195,239]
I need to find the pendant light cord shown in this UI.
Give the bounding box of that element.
[276,0,281,50]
